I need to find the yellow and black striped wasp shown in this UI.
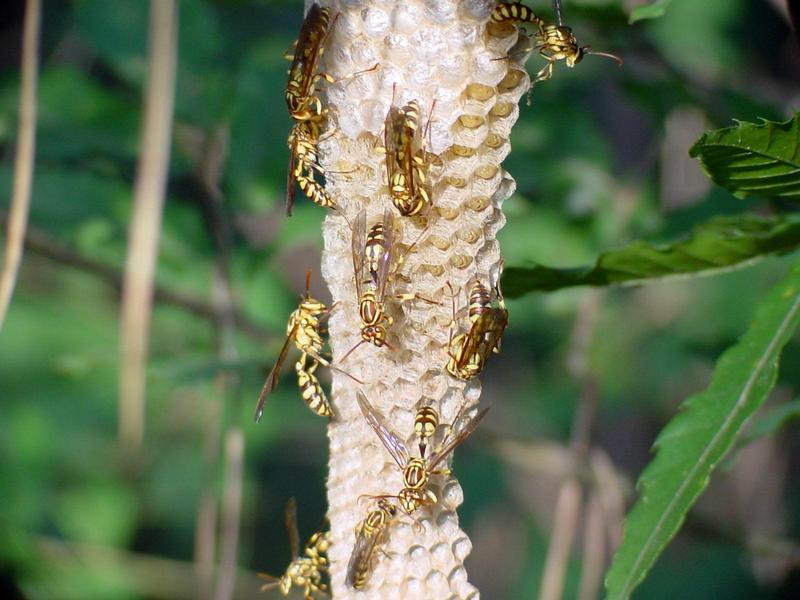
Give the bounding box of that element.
[253,271,358,422]
[283,4,379,215]
[414,404,439,458]
[285,3,336,123]
[384,97,434,217]
[446,272,509,381]
[286,117,336,216]
[258,497,331,600]
[345,498,399,590]
[283,3,337,216]
[342,209,435,361]
[356,391,490,516]
[491,0,622,86]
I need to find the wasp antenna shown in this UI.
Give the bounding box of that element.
[257,573,280,591]
[340,340,365,364]
[331,364,364,385]
[305,269,313,295]
[586,48,623,67]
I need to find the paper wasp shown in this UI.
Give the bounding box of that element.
[258,497,331,599]
[342,209,435,361]
[285,3,337,122]
[414,405,439,458]
[253,271,358,422]
[295,356,333,419]
[286,116,335,216]
[283,4,380,215]
[345,498,399,589]
[356,391,489,516]
[491,1,622,85]
[384,98,435,217]
[446,274,509,381]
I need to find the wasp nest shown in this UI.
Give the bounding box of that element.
[317,1,530,597]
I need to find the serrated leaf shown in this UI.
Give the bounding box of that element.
[690,115,800,201]
[502,214,800,298]
[605,256,800,600]
[629,0,673,23]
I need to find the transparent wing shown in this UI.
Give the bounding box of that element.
[345,524,382,588]
[285,497,300,559]
[351,209,367,299]
[400,103,419,193]
[458,310,494,368]
[356,391,409,469]
[428,405,490,471]
[375,208,395,302]
[384,106,402,187]
[484,307,509,352]
[288,3,324,89]
[253,324,297,422]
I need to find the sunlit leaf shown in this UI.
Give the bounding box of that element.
[690,115,800,201]
[605,256,800,599]
[502,214,800,297]
[629,0,673,23]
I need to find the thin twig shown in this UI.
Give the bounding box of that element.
[35,536,264,600]
[539,479,582,600]
[590,448,627,552]
[0,211,273,343]
[195,400,221,598]
[0,0,41,330]
[539,291,602,600]
[189,124,245,600]
[578,491,606,600]
[118,0,178,455]
[214,428,245,600]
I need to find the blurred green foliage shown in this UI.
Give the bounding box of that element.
[1,1,799,599]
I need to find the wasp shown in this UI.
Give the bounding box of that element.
[295,357,333,419]
[356,391,490,516]
[258,498,331,600]
[414,405,439,458]
[342,209,436,361]
[286,116,336,216]
[384,98,435,216]
[491,1,622,85]
[345,498,399,589]
[283,3,337,216]
[446,274,509,381]
[285,3,337,122]
[253,271,358,422]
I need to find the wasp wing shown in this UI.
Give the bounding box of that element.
[284,497,301,559]
[287,3,326,101]
[345,523,382,589]
[374,208,395,302]
[384,105,404,188]
[356,391,409,469]
[351,209,367,300]
[253,324,297,422]
[457,310,494,369]
[427,405,490,471]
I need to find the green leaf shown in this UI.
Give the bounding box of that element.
[502,214,800,297]
[605,256,800,600]
[690,115,800,201]
[629,0,673,23]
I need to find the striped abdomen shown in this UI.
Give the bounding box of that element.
[491,2,546,29]
[468,280,492,322]
[295,360,333,418]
